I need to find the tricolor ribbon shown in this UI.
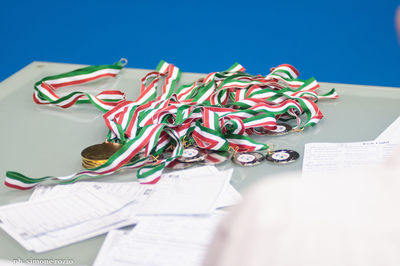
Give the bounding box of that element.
[5,60,338,189]
[33,59,128,112]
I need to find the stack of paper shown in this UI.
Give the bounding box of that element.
[92,166,239,266]
[0,165,241,253]
[30,167,241,212]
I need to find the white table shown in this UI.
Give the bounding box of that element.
[0,62,399,265]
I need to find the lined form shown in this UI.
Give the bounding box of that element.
[30,167,240,213]
[302,141,399,177]
[0,188,137,252]
[138,168,233,215]
[93,212,226,266]
[29,181,146,202]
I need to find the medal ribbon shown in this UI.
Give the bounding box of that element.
[33,59,128,112]
[5,61,337,189]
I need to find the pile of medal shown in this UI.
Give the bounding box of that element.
[172,122,300,168]
[75,60,339,185]
[81,122,299,169]
[5,60,339,191]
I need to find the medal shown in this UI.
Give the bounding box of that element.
[266,149,299,164]
[254,123,292,136]
[232,152,264,167]
[81,142,122,169]
[200,151,230,165]
[177,147,207,163]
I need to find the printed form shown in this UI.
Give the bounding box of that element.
[138,168,234,215]
[30,166,240,211]
[93,212,226,266]
[302,116,400,177]
[302,141,399,177]
[0,188,137,252]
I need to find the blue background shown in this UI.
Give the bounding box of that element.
[1,0,399,87]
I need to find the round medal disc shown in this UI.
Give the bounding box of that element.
[81,142,122,160]
[254,123,292,136]
[177,147,206,163]
[166,160,194,170]
[232,152,264,167]
[200,151,230,165]
[266,149,299,164]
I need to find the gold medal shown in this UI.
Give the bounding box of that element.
[81,142,122,169]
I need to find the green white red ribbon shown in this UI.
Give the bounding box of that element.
[5,60,338,190]
[33,59,128,112]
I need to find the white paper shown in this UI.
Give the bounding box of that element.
[375,115,400,143]
[93,212,225,266]
[214,184,242,209]
[4,165,239,254]
[92,230,129,266]
[302,141,399,177]
[0,188,137,252]
[30,166,239,215]
[30,167,239,212]
[29,181,145,202]
[138,167,233,215]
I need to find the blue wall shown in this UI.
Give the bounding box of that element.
[1,0,399,87]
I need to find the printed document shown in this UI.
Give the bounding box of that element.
[30,167,240,211]
[0,188,137,252]
[138,168,233,215]
[93,212,225,266]
[302,141,399,177]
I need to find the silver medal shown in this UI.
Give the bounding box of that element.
[266,149,299,164]
[254,123,292,136]
[232,152,264,166]
[177,147,206,163]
